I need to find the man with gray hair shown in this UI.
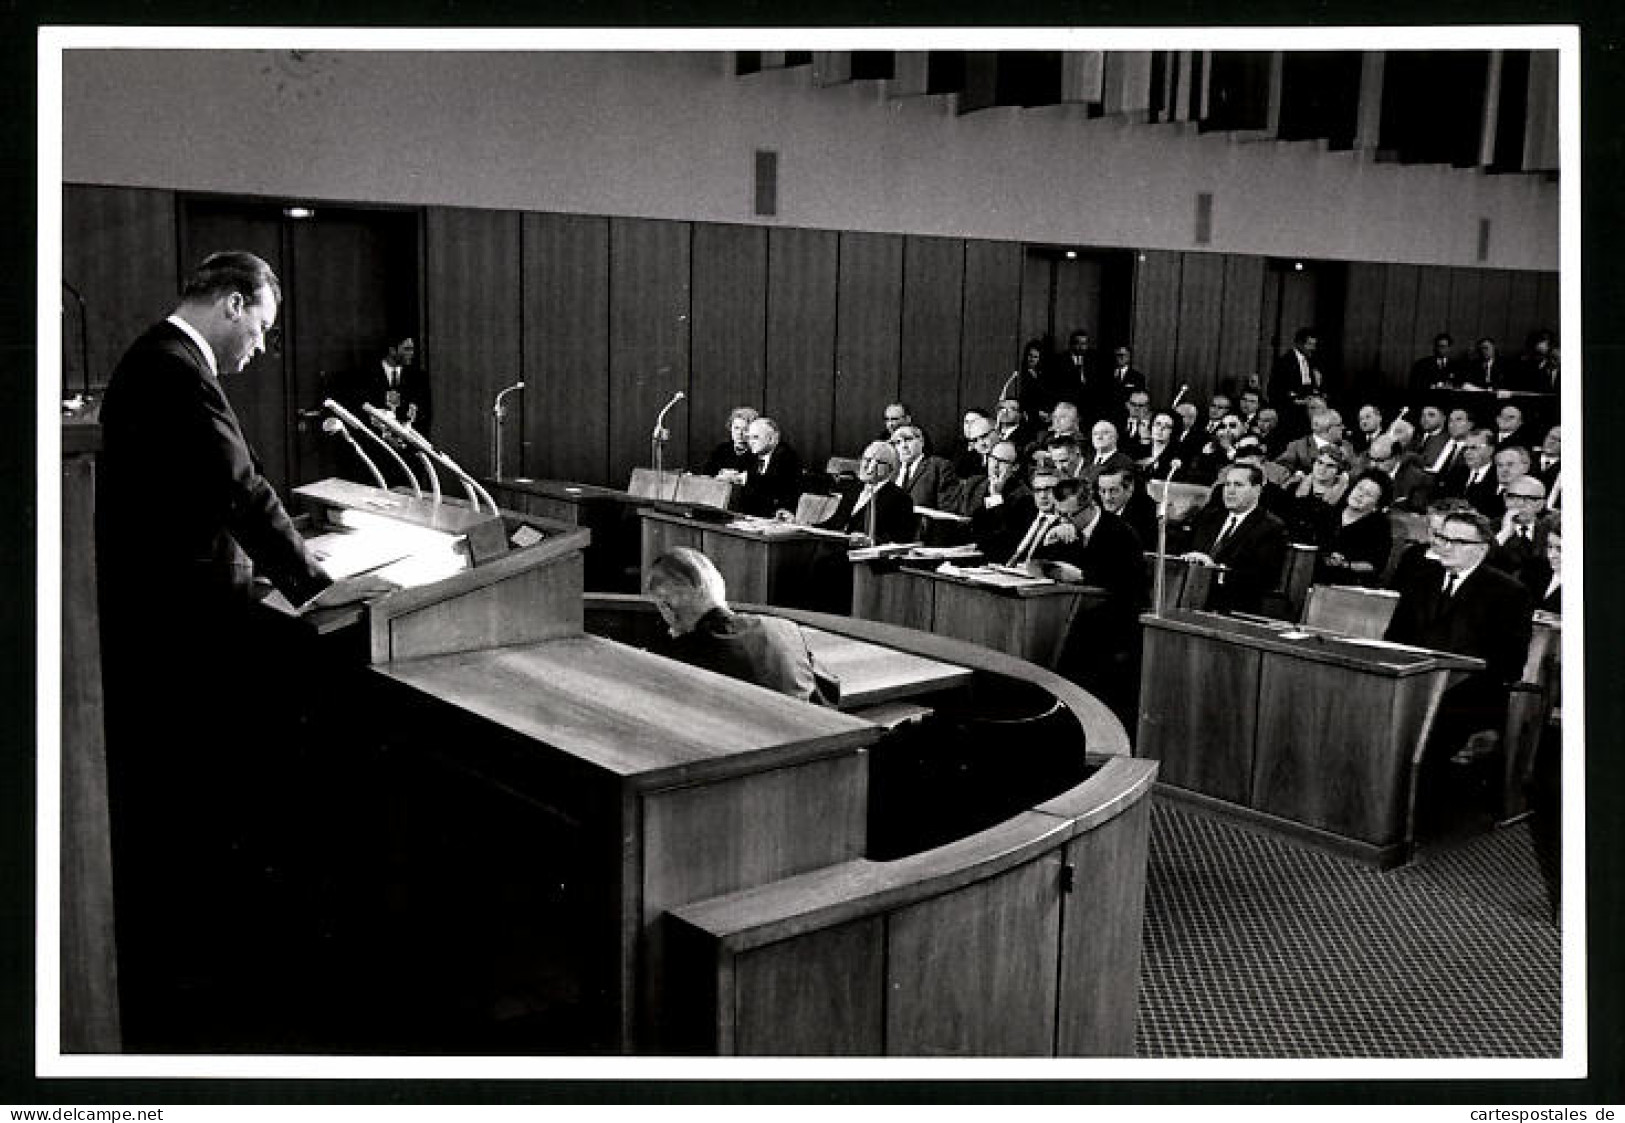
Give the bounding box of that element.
[740,415,804,517]
[647,547,828,704]
[815,440,916,545]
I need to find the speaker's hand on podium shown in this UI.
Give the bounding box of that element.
[305,572,399,611]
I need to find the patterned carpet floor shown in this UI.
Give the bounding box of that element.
[1135,798,1563,1058]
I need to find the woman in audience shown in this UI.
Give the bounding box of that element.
[1140,410,1183,480]
[1283,444,1350,545]
[1316,468,1394,587]
[1521,510,1561,613]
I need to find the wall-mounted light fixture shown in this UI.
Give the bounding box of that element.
[283,206,316,220]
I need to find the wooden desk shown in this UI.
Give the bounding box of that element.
[373,633,882,1052]
[639,509,848,607]
[1137,609,1482,867]
[800,626,974,708]
[483,476,653,592]
[851,561,1101,669]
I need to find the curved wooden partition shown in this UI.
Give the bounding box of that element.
[583,594,1157,1057]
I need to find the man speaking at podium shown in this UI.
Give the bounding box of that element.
[96,251,387,1048]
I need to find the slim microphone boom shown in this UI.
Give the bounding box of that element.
[363,402,497,514]
[1153,458,1183,618]
[1170,384,1189,408]
[323,417,388,491]
[324,398,422,498]
[652,390,686,439]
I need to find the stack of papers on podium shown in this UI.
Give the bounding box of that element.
[913,505,972,523]
[846,541,923,561]
[937,562,1051,588]
[906,544,982,560]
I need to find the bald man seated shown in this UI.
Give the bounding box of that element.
[646,547,829,704]
[814,440,918,545]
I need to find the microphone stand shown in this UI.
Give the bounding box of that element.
[322,419,388,491]
[324,398,423,498]
[651,391,685,499]
[491,381,525,481]
[415,451,443,506]
[1153,459,1181,618]
[364,402,497,514]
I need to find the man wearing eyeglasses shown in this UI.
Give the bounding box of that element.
[1490,477,1553,577]
[963,439,1035,561]
[1385,509,1533,828]
[814,440,916,546]
[1441,429,1502,521]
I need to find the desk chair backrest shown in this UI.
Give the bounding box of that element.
[796,492,841,526]
[674,473,736,510]
[628,467,683,500]
[1147,480,1212,525]
[1300,583,1400,638]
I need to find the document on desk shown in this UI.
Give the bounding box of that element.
[305,530,417,580]
[847,541,924,561]
[905,544,982,560]
[938,562,1051,588]
[913,505,972,523]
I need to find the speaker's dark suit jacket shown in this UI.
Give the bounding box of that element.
[739,443,805,517]
[817,480,917,545]
[97,319,330,617]
[1188,503,1289,615]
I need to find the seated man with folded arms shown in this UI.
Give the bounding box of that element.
[701,405,759,481]
[1181,462,1290,616]
[1489,475,1553,578]
[647,547,829,705]
[955,409,996,479]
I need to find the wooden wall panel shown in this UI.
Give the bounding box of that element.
[1506,270,1546,347]
[1217,255,1267,400]
[1412,266,1453,353]
[424,207,523,477]
[960,240,1025,417]
[1172,252,1225,400]
[833,231,905,458]
[1129,250,1183,397]
[1378,263,1421,383]
[523,212,611,483]
[765,227,840,468]
[1053,256,1106,347]
[689,224,768,469]
[1018,248,1053,352]
[898,235,966,447]
[733,918,886,1055]
[1340,261,1389,387]
[1479,268,1515,354]
[1534,271,1560,338]
[1447,267,1486,347]
[61,184,178,394]
[609,217,692,487]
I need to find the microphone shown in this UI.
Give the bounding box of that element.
[363,402,497,514]
[493,380,525,420]
[323,417,388,491]
[415,451,443,506]
[1153,458,1182,618]
[1170,384,1188,408]
[652,390,686,441]
[491,380,525,481]
[997,369,1020,403]
[324,398,422,498]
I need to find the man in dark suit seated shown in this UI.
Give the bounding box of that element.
[1366,433,1435,514]
[891,423,959,511]
[700,405,759,480]
[1029,477,1150,730]
[646,548,829,705]
[1489,476,1553,577]
[738,416,804,517]
[992,395,1040,454]
[1384,509,1533,828]
[1408,332,1458,398]
[1180,462,1290,616]
[1095,465,1158,549]
[954,408,995,479]
[341,332,433,437]
[961,439,1035,562]
[815,441,917,546]
[1439,429,1500,521]
[1082,420,1137,487]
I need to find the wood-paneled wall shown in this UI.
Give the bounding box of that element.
[61,185,1559,492]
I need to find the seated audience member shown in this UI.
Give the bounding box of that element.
[1439,428,1499,519]
[1490,476,1552,577]
[1140,410,1183,479]
[1201,392,1234,437]
[1409,332,1458,396]
[1120,389,1155,453]
[701,405,759,480]
[1181,463,1290,615]
[1282,444,1350,545]
[1083,419,1137,486]
[1456,336,1505,391]
[1519,511,1562,613]
[1387,497,1474,593]
[1493,403,1531,450]
[955,408,995,478]
[1029,400,1085,465]
[1237,387,1263,430]
[1096,465,1158,548]
[1032,477,1150,728]
[1349,403,1385,456]
[1422,406,1474,478]
[1186,413,1247,484]
[962,440,1035,561]
[1365,433,1434,514]
[1275,407,1352,477]
[1004,467,1063,567]
[1173,401,1206,464]
[738,416,804,518]
[1533,425,1562,508]
[813,440,917,546]
[1251,406,1287,458]
[647,548,828,704]
[1213,440,1291,520]
[1383,508,1533,824]
[891,423,959,511]
[880,401,914,441]
[1044,433,1087,481]
[1411,402,1450,466]
[1316,469,1395,587]
[993,395,1039,451]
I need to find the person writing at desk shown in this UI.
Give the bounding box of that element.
[646,547,830,705]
